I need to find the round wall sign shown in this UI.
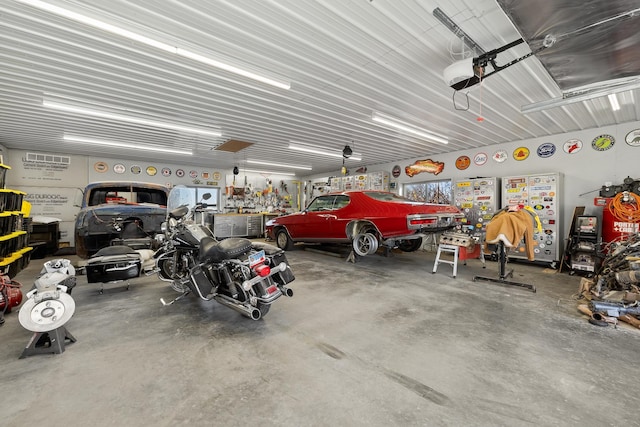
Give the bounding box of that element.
[213,172,222,180]
[536,143,556,158]
[131,165,141,174]
[625,129,640,147]
[94,161,108,173]
[176,169,185,177]
[113,163,126,174]
[455,155,471,170]
[563,139,582,154]
[392,165,401,178]
[161,167,171,177]
[513,147,530,161]
[592,134,615,151]
[492,149,508,163]
[189,170,198,178]
[146,166,157,176]
[473,152,488,166]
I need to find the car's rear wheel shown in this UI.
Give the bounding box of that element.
[397,238,423,252]
[353,232,379,256]
[276,229,294,251]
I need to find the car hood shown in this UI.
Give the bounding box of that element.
[82,204,166,217]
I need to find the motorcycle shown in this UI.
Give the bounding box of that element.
[155,185,295,320]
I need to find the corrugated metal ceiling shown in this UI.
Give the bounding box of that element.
[1,0,639,176]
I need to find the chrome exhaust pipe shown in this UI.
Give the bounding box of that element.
[281,286,293,297]
[213,294,261,320]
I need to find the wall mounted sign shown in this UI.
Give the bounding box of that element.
[176,169,185,177]
[392,165,401,178]
[213,171,222,180]
[563,139,582,154]
[113,163,126,174]
[513,147,530,161]
[189,170,198,178]
[146,166,157,176]
[536,143,556,158]
[94,161,108,173]
[405,159,445,177]
[202,172,210,179]
[455,155,471,170]
[625,129,640,147]
[161,167,171,177]
[492,149,508,163]
[592,134,615,151]
[131,165,141,174]
[473,152,488,166]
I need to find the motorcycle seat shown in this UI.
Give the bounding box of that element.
[199,237,252,262]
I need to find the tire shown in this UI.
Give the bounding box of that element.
[157,258,175,281]
[257,303,271,318]
[276,229,294,251]
[397,238,423,252]
[353,232,379,256]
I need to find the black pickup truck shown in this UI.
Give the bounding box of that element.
[74,182,169,258]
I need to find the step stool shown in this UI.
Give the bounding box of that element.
[432,244,459,278]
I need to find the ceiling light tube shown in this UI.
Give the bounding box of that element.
[521,79,640,113]
[371,112,448,144]
[17,0,290,90]
[247,160,312,170]
[64,135,192,155]
[288,143,362,161]
[240,168,296,176]
[44,100,221,137]
[608,93,621,111]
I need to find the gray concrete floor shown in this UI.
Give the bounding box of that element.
[1,242,639,426]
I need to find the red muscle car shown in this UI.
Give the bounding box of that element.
[265,190,465,256]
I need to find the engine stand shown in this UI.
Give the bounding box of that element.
[472,241,536,292]
[20,326,77,359]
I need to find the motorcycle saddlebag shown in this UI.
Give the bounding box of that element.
[85,246,141,283]
[272,252,295,285]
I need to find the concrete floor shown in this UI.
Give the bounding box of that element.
[1,242,639,426]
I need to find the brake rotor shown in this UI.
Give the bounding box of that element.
[18,293,76,332]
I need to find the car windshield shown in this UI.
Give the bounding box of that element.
[88,185,167,206]
[363,191,417,204]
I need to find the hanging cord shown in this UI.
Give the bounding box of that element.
[476,67,485,122]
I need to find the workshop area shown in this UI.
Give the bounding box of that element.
[3,1,640,426]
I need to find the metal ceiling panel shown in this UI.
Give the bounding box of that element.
[2,0,640,176]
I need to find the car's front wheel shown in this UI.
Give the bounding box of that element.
[352,232,379,256]
[397,238,423,252]
[275,229,294,251]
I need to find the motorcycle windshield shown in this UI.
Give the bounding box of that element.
[167,185,195,216]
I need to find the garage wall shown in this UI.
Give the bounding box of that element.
[304,120,640,237]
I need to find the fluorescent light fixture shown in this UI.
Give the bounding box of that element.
[240,168,296,176]
[608,93,621,111]
[64,135,193,155]
[521,78,640,113]
[288,143,362,161]
[17,0,290,90]
[44,100,221,137]
[247,160,312,170]
[371,112,448,144]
